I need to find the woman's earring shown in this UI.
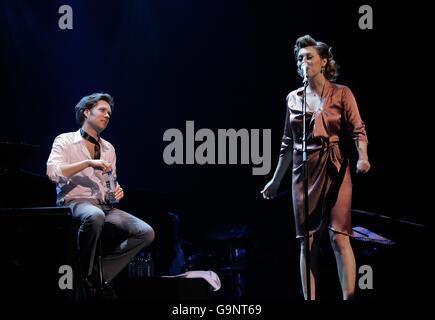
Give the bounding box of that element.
[321,66,325,74]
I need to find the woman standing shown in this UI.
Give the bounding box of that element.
[261,35,370,300]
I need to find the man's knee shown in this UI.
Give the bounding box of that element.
[82,210,105,231]
[138,224,155,247]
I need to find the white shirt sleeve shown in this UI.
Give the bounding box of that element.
[46,134,70,184]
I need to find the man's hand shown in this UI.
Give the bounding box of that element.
[89,160,112,173]
[113,184,124,202]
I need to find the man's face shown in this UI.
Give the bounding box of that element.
[84,100,112,133]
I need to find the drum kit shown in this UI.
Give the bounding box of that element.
[204,224,253,299]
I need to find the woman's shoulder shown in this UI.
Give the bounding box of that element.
[287,86,303,96]
[286,87,303,103]
[327,81,352,93]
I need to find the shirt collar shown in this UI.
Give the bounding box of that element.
[296,80,333,97]
[73,129,109,150]
[73,129,82,144]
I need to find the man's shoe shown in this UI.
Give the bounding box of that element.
[101,281,117,300]
[83,277,101,300]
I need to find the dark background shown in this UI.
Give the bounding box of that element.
[1,0,433,301]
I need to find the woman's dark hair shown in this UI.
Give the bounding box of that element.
[74,92,114,125]
[293,35,338,81]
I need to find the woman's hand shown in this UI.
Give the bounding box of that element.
[261,180,280,200]
[354,140,370,173]
[356,159,371,173]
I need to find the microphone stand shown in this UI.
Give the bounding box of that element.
[301,79,311,300]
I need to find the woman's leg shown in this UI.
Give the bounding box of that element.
[328,165,355,300]
[299,231,321,300]
[329,230,355,299]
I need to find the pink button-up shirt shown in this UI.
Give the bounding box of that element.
[46,129,117,205]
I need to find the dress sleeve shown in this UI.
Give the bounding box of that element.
[342,86,368,143]
[279,94,293,157]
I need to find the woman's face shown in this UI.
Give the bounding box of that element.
[297,46,327,79]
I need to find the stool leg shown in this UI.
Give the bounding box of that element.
[72,243,87,300]
[97,237,104,290]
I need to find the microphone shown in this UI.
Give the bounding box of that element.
[301,64,308,84]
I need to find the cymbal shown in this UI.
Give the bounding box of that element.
[207,224,252,241]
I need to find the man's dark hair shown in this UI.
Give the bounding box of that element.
[74,92,114,125]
